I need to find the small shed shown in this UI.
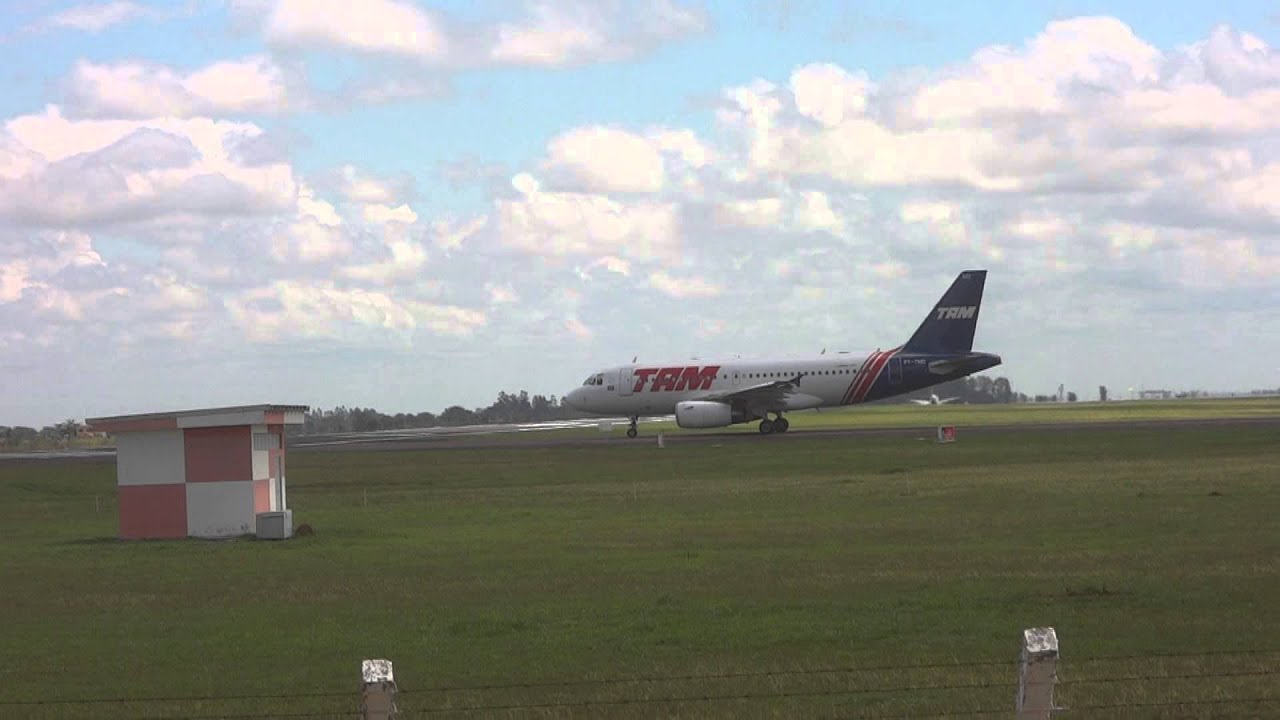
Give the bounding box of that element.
[86,404,308,539]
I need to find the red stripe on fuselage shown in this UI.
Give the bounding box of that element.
[842,350,880,405]
[850,351,889,403]
[851,347,901,404]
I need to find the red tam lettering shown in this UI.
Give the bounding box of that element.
[632,368,658,393]
[674,365,721,391]
[652,367,682,392]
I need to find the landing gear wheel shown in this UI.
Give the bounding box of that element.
[775,417,790,433]
[759,419,775,435]
[626,427,638,439]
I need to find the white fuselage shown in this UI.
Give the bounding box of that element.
[565,352,881,416]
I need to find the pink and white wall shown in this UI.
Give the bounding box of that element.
[88,406,306,539]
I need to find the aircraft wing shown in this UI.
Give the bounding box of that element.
[703,374,807,409]
[938,396,961,404]
[908,399,933,405]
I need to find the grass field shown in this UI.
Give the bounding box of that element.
[1,415,1278,718]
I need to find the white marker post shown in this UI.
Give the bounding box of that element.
[1017,627,1059,720]
[360,659,397,720]
[657,432,665,449]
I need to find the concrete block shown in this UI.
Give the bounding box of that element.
[255,510,293,540]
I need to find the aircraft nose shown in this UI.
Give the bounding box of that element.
[564,388,584,410]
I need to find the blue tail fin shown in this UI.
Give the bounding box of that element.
[902,270,987,355]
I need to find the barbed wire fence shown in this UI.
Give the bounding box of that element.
[2,629,1277,719]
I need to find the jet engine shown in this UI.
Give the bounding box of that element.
[675,401,750,428]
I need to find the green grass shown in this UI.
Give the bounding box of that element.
[0,420,1278,718]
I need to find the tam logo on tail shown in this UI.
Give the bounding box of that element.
[935,306,977,320]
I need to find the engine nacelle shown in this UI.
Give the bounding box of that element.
[675,401,749,429]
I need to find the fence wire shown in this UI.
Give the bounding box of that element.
[0,648,1272,719]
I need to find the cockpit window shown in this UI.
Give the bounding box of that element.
[583,374,605,386]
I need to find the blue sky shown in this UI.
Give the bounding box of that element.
[1,0,1278,426]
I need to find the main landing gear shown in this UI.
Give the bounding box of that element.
[758,413,790,435]
[626,416,639,439]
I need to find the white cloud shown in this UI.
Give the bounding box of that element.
[272,217,350,263]
[297,185,342,227]
[714,197,783,228]
[1,106,296,227]
[237,0,705,70]
[793,191,843,234]
[41,1,148,33]
[544,126,665,193]
[143,271,208,312]
[648,270,722,298]
[1006,213,1072,241]
[0,229,126,326]
[715,17,1280,203]
[0,262,30,303]
[486,283,518,304]
[490,4,609,67]
[432,216,488,251]
[650,129,714,168]
[64,56,296,119]
[248,0,449,59]
[592,256,632,276]
[1173,236,1280,288]
[908,17,1161,124]
[489,0,707,68]
[363,203,419,225]
[790,63,871,127]
[870,261,908,280]
[227,281,484,342]
[564,316,593,340]
[341,239,428,282]
[334,165,412,204]
[498,172,680,262]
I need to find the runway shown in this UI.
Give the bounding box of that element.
[290,415,1280,453]
[4,415,1276,461]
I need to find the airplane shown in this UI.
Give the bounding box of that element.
[563,270,1001,437]
[909,393,961,405]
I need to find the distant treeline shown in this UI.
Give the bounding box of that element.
[897,375,1025,404]
[0,420,104,452]
[298,391,586,435]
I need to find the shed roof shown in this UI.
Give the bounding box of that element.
[87,404,309,433]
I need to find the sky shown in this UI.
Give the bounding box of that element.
[1,0,1278,427]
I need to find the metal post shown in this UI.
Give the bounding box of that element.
[360,659,397,720]
[276,455,287,511]
[657,432,665,449]
[1017,627,1059,720]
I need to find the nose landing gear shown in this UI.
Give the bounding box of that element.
[626,416,639,439]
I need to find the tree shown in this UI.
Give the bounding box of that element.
[992,377,1013,403]
[1099,385,1108,402]
[1067,391,1078,402]
[440,405,477,426]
